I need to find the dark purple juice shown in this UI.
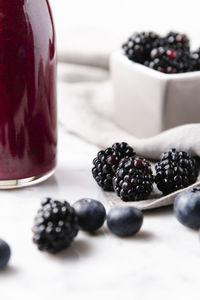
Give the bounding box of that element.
[0,0,57,181]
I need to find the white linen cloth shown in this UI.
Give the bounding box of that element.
[57,61,200,210]
[58,62,200,159]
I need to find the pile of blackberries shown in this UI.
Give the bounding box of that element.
[122,31,200,74]
[92,143,199,201]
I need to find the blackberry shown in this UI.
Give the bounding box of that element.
[189,49,200,71]
[155,149,199,195]
[113,156,154,202]
[164,31,190,53]
[92,142,136,191]
[149,47,190,73]
[33,198,79,253]
[122,31,159,63]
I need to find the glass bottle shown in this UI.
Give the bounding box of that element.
[0,0,57,188]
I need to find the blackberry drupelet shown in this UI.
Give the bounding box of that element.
[149,47,190,73]
[155,149,199,195]
[33,198,79,253]
[92,142,136,191]
[164,31,190,52]
[122,32,159,63]
[113,156,154,202]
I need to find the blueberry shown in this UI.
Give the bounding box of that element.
[0,239,11,269]
[107,206,143,237]
[73,198,106,232]
[174,187,200,229]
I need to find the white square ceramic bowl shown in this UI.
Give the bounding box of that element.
[110,51,200,138]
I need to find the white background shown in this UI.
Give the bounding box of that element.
[50,0,200,59]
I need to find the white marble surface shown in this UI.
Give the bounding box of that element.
[0,128,200,300]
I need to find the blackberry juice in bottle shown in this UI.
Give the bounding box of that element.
[0,0,57,188]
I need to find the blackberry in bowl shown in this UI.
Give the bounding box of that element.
[122,31,191,73]
[164,31,190,53]
[189,49,200,71]
[149,47,190,74]
[122,31,159,64]
[111,30,200,138]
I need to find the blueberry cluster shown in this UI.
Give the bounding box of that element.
[122,31,200,74]
[92,144,199,201]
